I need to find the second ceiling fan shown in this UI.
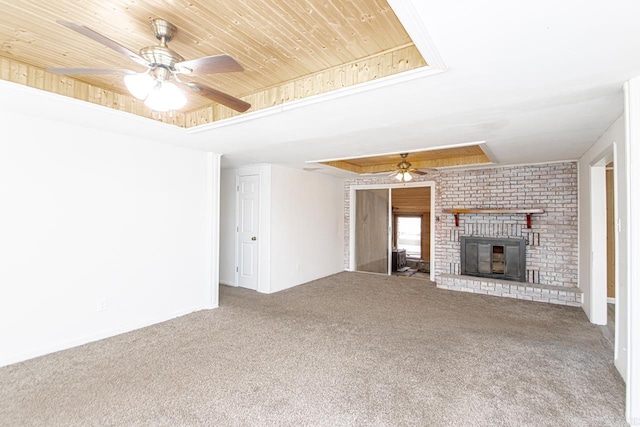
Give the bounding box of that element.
[47,18,251,113]
[389,153,429,182]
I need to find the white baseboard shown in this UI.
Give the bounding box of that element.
[220,280,237,286]
[607,297,616,304]
[0,305,205,368]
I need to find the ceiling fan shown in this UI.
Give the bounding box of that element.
[46,19,251,113]
[388,153,430,182]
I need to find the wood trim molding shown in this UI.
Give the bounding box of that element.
[442,209,545,214]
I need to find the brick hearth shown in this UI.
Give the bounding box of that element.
[438,273,582,307]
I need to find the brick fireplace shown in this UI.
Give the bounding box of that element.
[437,162,581,306]
[343,162,582,307]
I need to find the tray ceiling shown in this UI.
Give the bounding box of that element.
[320,145,492,174]
[0,0,426,126]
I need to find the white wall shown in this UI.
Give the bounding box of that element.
[219,164,344,293]
[269,165,344,293]
[0,107,216,367]
[625,78,640,426]
[578,115,627,380]
[219,168,237,285]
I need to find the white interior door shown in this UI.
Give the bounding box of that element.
[237,174,259,290]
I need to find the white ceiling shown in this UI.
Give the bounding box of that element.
[4,0,640,175]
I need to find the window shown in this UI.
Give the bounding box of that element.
[396,216,421,258]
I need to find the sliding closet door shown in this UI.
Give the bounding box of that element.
[355,189,389,274]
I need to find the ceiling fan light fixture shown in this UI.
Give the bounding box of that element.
[143,80,187,112]
[395,170,413,182]
[124,73,154,100]
[50,19,251,113]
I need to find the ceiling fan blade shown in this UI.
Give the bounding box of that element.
[46,67,136,75]
[412,170,430,175]
[176,55,244,75]
[184,81,251,112]
[57,20,148,66]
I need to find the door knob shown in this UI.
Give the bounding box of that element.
[251,237,257,241]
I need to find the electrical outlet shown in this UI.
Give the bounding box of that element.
[295,263,300,271]
[97,298,108,312]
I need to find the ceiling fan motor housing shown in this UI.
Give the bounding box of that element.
[139,20,185,80]
[150,19,177,44]
[140,46,184,77]
[396,153,411,170]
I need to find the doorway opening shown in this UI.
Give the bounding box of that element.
[350,182,435,281]
[590,150,617,355]
[605,162,616,348]
[391,186,431,279]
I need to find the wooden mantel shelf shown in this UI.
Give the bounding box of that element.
[442,208,545,228]
[442,208,545,214]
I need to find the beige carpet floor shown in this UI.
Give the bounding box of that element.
[0,272,627,426]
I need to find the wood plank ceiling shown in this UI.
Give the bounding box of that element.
[0,0,426,127]
[392,187,431,213]
[320,144,492,173]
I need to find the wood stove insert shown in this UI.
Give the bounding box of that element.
[461,236,526,282]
